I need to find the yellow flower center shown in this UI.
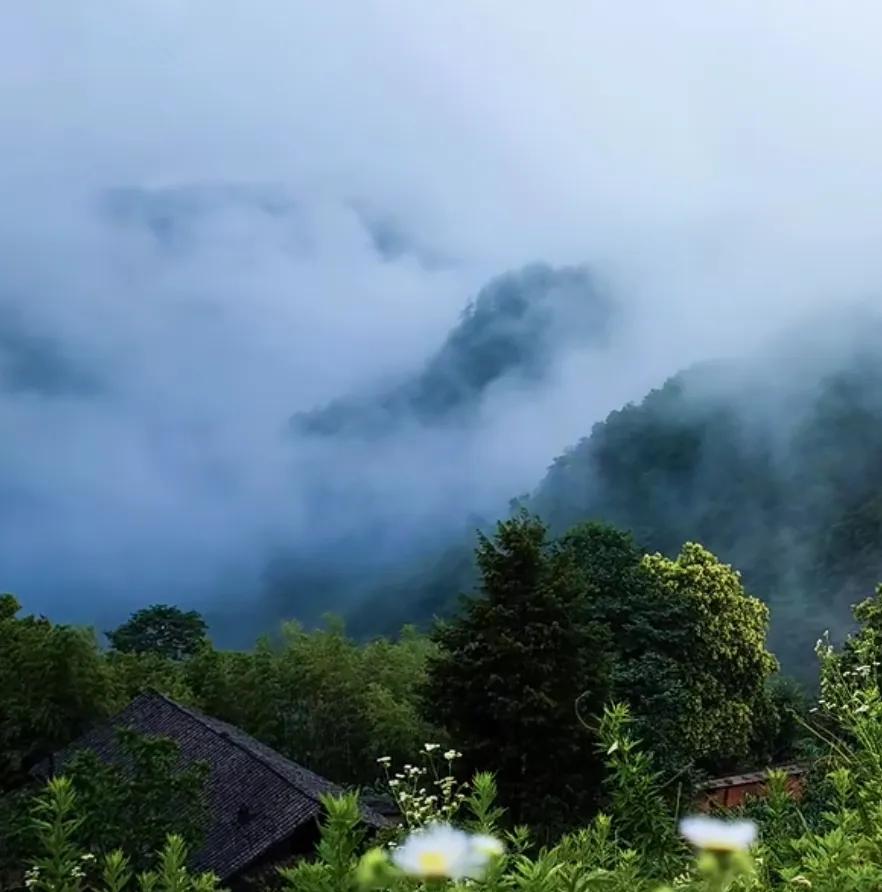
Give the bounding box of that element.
[704,841,740,854]
[417,851,449,876]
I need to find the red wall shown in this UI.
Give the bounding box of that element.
[699,775,804,810]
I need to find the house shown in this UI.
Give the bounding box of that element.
[35,692,389,888]
[696,763,808,810]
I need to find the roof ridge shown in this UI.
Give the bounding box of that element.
[147,692,329,810]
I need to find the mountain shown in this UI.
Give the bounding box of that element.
[350,312,882,678]
[293,263,613,436]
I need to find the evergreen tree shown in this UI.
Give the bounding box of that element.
[424,513,609,830]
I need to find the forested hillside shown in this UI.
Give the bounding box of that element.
[353,316,882,676]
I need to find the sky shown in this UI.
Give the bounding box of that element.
[3,1,882,630]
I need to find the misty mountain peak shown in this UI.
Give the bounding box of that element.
[293,263,614,438]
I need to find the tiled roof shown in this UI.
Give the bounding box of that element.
[37,692,387,881]
[698,762,808,791]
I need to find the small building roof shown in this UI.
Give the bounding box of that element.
[36,692,388,881]
[697,762,808,792]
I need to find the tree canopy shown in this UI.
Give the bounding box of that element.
[0,594,114,791]
[106,605,208,660]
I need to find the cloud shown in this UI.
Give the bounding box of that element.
[3,1,882,632]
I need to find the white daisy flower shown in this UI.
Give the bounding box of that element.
[457,833,505,878]
[424,743,441,752]
[376,756,392,765]
[392,824,475,879]
[470,834,504,858]
[680,816,757,853]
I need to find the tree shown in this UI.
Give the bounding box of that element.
[560,525,793,774]
[424,513,610,830]
[559,524,692,771]
[107,650,195,705]
[181,619,439,786]
[639,543,778,770]
[0,595,115,791]
[560,522,687,664]
[106,605,207,660]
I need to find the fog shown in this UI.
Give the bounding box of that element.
[3,1,882,635]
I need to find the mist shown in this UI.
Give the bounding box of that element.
[4,1,882,637]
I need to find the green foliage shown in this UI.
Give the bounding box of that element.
[106,606,208,661]
[180,618,439,785]
[425,512,610,829]
[751,676,810,765]
[1,590,439,804]
[61,729,208,870]
[107,652,195,706]
[0,787,36,878]
[28,778,85,892]
[0,595,115,791]
[465,773,506,836]
[132,835,223,892]
[560,524,693,773]
[23,629,882,892]
[25,779,221,892]
[2,731,207,881]
[826,583,882,698]
[596,704,680,870]
[278,793,367,892]
[424,518,784,837]
[638,544,778,770]
[535,352,882,681]
[291,647,882,891]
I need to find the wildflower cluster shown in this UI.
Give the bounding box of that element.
[377,744,467,828]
